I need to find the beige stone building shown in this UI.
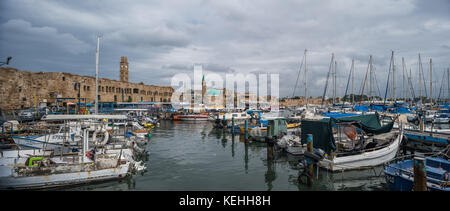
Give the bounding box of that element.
[0,56,173,110]
[279,97,323,107]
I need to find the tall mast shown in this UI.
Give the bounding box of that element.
[331,53,335,105]
[418,53,423,102]
[409,68,413,102]
[369,55,373,103]
[402,57,406,101]
[94,35,100,115]
[304,49,308,108]
[392,51,396,103]
[430,58,433,105]
[448,68,449,104]
[334,60,337,104]
[351,58,355,104]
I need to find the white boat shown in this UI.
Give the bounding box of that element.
[434,114,449,124]
[0,128,145,190]
[319,129,403,172]
[211,112,251,121]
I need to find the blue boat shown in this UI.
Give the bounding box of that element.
[384,156,450,191]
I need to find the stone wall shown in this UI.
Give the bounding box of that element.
[0,67,173,110]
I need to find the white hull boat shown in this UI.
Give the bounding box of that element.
[319,129,403,172]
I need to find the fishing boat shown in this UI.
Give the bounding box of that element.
[211,112,251,128]
[301,114,402,171]
[0,128,145,190]
[11,114,128,150]
[384,156,450,191]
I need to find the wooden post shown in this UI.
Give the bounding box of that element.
[307,134,314,186]
[413,156,427,191]
[245,120,248,140]
[232,117,235,134]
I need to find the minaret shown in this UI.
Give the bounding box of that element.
[120,56,129,82]
[201,75,206,104]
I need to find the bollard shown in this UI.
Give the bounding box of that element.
[307,134,314,186]
[413,156,427,191]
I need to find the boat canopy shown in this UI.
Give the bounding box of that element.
[301,114,394,154]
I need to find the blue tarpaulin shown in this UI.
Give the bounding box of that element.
[322,113,359,118]
[354,105,369,111]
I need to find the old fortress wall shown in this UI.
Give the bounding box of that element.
[0,56,173,110]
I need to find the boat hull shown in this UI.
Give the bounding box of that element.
[0,163,130,190]
[319,131,402,172]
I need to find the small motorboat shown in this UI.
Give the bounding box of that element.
[384,156,450,191]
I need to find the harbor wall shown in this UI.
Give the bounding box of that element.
[0,57,173,110]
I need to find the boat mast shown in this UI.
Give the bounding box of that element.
[334,60,337,105]
[402,57,406,102]
[321,53,334,106]
[392,51,396,103]
[430,58,433,106]
[383,51,393,107]
[369,55,373,103]
[351,58,354,104]
[95,35,100,115]
[304,49,308,108]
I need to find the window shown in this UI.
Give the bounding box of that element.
[232,114,238,117]
[74,84,77,90]
[98,95,101,101]
[62,77,65,81]
[133,88,139,94]
[22,97,26,101]
[18,87,22,92]
[114,95,117,102]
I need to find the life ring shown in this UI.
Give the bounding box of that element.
[93,127,109,146]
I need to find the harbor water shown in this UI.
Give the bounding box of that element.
[60,120,390,191]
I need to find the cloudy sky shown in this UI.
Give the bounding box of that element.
[1,0,449,99]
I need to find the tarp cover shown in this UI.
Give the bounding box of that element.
[301,120,336,154]
[301,114,394,153]
[325,114,394,135]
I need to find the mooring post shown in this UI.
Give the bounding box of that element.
[413,156,427,191]
[419,117,424,132]
[266,124,273,160]
[232,117,235,134]
[245,120,248,140]
[307,134,314,186]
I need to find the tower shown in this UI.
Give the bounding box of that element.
[120,56,129,82]
[201,75,206,104]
